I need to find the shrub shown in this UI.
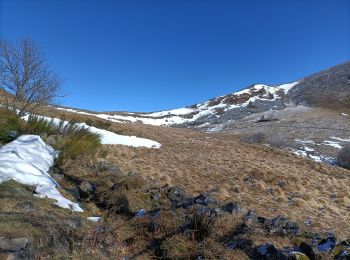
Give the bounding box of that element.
[85,118,111,130]
[243,132,267,144]
[243,132,288,148]
[337,145,350,169]
[23,115,102,160]
[58,126,102,160]
[23,115,58,135]
[0,109,22,142]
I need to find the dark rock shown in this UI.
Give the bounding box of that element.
[78,181,95,198]
[8,130,18,139]
[210,207,222,216]
[264,216,301,236]
[194,193,216,206]
[222,202,242,214]
[0,237,29,252]
[135,208,146,217]
[317,236,336,253]
[66,188,80,201]
[166,187,194,209]
[256,244,288,259]
[244,209,258,226]
[299,242,316,260]
[0,237,31,259]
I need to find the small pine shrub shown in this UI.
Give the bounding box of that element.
[337,145,350,169]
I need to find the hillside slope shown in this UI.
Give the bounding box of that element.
[288,61,350,109]
[54,61,350,131]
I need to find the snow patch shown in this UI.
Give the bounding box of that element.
[21,114,161,148]
[330,136,350,142]
[323,141,342,149]
[0,135,83,212]
[87,217,102,222]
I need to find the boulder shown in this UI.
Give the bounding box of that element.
[256,243,288,259]
[222,202,243,214]
[166,187,194,209]
[0,237,30,259]
[264,216,301,236]
[78,181,95,199]
[46,135,63,147]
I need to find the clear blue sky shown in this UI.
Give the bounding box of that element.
[1,0,349,112]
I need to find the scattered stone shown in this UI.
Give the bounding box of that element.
[46,135,62,146]
[0,237,30,259]
[78,181,95,198]
[244,209,258,226]
[40,132,48,141]
[304,218,312,226]
[166,187,194,209]
[256,243,287,259]
[194,193,216,206]
[317,236,336,253]
[8,131,18,139]
[299,242,316,260]
[222,202,242,214]
[264,216,300,236]
[135,208,146,217]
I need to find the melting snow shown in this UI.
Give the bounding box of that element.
[21,114,161,148]
[87,217,102,222]
[323,141,342,149]
[330,136,350,142]
[0,135,83,212]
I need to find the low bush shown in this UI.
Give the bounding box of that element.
[57,125,102,160]
[85,118,111,130]
[337,145,350,169]
[20,115,102,161]
[23,115,58,136]
[243,132,288,148]
[0,109,23,142]
[243,132,267,144]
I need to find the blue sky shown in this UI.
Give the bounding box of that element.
[1,0,349,112]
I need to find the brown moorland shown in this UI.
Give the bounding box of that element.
[42,106,350,241]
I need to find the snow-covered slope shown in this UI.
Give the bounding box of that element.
[56,82,298,128]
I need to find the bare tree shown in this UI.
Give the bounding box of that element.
[0,38,63,116]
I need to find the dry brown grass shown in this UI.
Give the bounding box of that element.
[32,105,350,240]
